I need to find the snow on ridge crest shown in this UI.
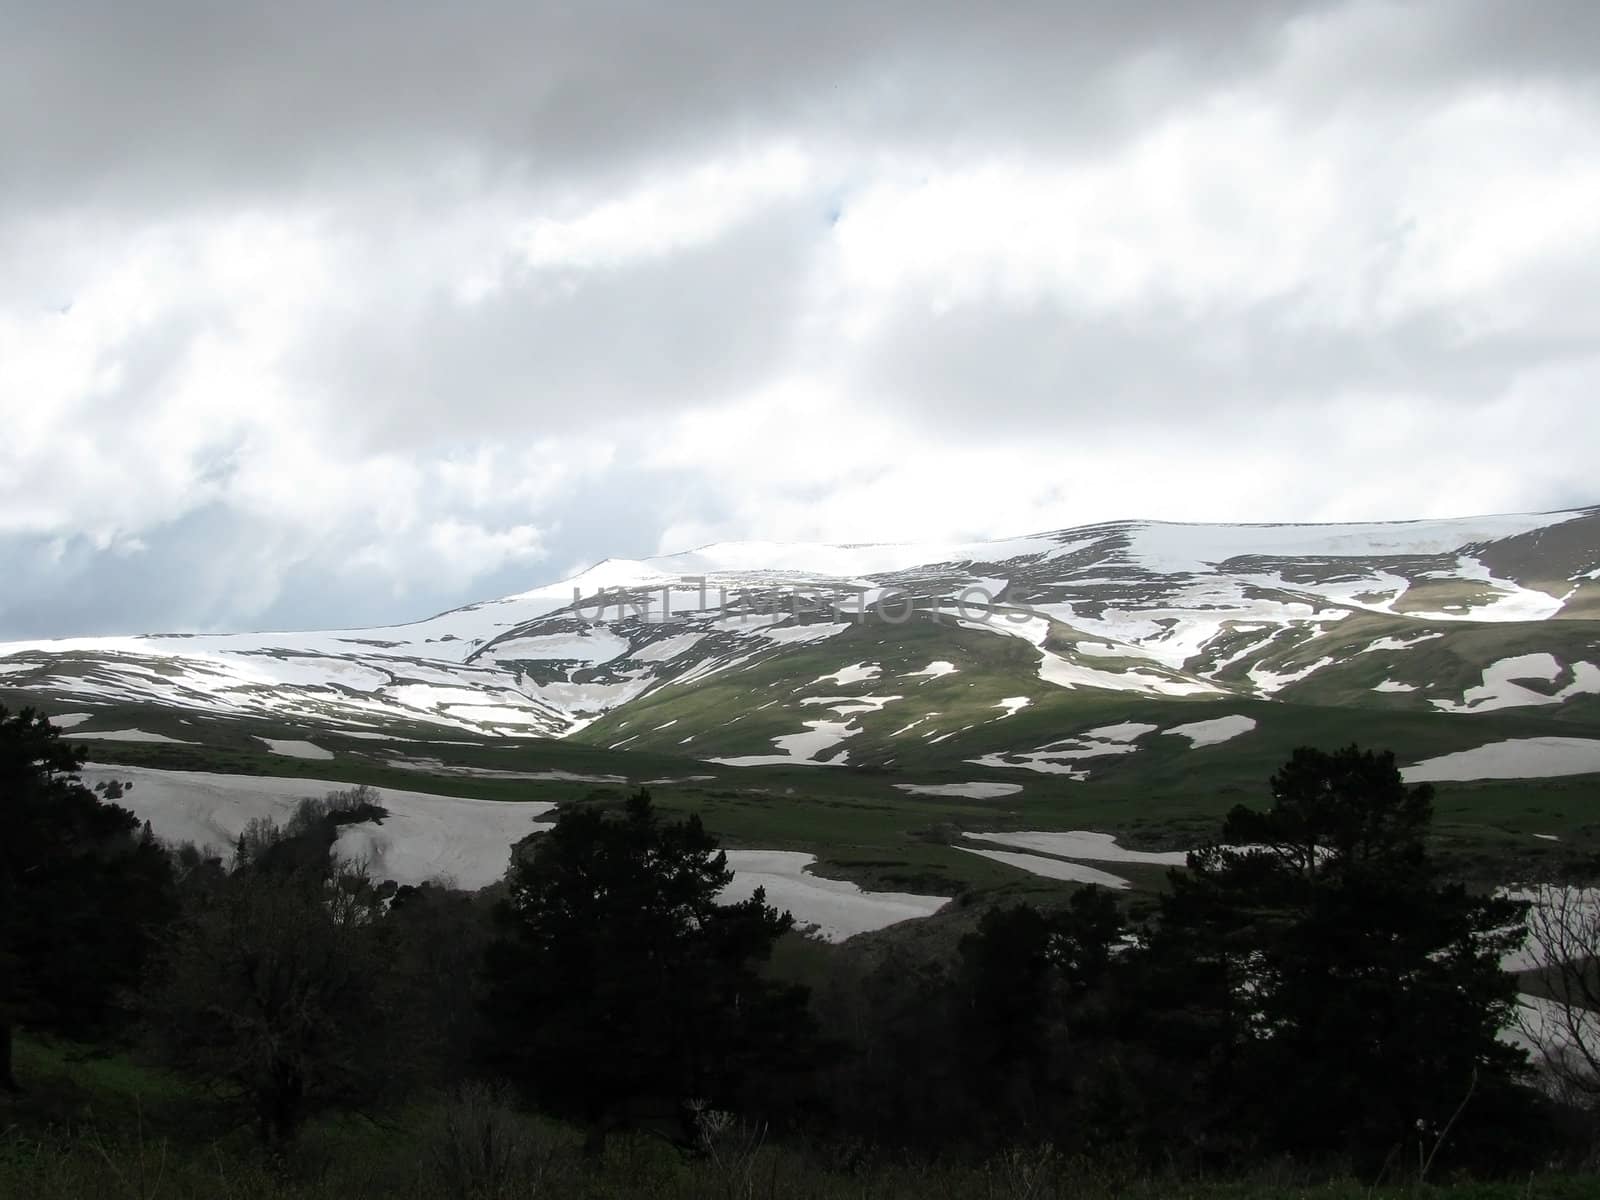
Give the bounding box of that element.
[2,506,1594,737]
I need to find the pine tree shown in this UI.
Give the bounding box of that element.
[0,706,174,1091]
[481,790,815,1153]
[956,888,1123,1143]
[1136,744,1529,1168]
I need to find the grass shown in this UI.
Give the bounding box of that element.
[4,1034,1598,1199]
[8,642,1600,901]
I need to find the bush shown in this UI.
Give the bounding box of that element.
[427,1082,567,1199]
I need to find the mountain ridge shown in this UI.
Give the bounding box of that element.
[3,506,1598,775]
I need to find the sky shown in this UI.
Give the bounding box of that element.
[2,1,1597,639]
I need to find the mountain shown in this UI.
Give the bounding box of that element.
[2,505,1598,782]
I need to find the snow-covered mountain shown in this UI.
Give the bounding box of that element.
[3,507,1598,762]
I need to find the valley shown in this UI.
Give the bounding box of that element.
[4,505,1596,930]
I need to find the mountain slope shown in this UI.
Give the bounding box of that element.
[2,507,1597,781]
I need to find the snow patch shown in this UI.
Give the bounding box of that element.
[1081,722,1158,742]
[67,729,193,744]
[1432,655,1600,714]
[893,781,1024,799]
[710,718,860,767]
[1163,715,1257,748]
[720,850,948,942]
[77,764,555,891]
[756,622,851,645]
[812,662,880,687]
[1504,992,1600,1085]
[966,830,1188,866]
[966,613,1218,697]
[1364,632,1444,653]
[1404,738,1600,782]
[1124,512,1585,576]
[255,737,334,761]
[385,758,626,783]
[956,846,1131,888]
[1248,656,1336,694]
[482,629,631,664]
[801,694,902,716]
[964,752,1087,778]
[628,631,708,663]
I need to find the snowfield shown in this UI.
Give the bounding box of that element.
[1084,722,1159,742]
[893,781,1023,799]
[1497,886,1600,973]
[1403,738,1600,782]
[77,764,556,890]
[1431,654,1600,714]
[718,851,949,942]
[4,507,1594,749]
[385,758,626,783]
[956,846,1133,888]
[970,612,1220,697]
[73,765,944,934]
[965,830,1190,866]
[256,737,334,760]
[1124,511,1587,576]
[1248,656,1337,694]
[963,752,1087,777]
[811,662,881,687]
[964,722,1153,776]
[1162,715,1257,748]
[707,716,859,767]
[67,729,194,744]
[1503,993,1600,1087]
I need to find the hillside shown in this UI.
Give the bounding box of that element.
[3,507,1597,755]
[3,505,1598,919]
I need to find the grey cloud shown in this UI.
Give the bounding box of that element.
[4,0,1599,640]
[0,458,716,639]
[3,1,1346,209]
[850,297,1600,441]
[294,198,824,451]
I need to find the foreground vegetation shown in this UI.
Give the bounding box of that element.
[5,704,1600,1196]
[3,1040,1598,1200]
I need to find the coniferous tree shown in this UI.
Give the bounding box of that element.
[1133,745,1530,1169]
[956,888,1123,1144]
[0,706,173,1091]
[481,791,815,1153]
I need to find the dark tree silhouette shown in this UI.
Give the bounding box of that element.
[482,790,815,1154]
[144,794,394,1147]
[956,888,1123,1142]
[0,706,173,1092]
[1136,744,1530,1169]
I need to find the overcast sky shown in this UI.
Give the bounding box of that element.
[2,1,1597,639]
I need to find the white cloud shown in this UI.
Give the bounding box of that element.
[515,145,813,273]
[1,0,1596,636]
